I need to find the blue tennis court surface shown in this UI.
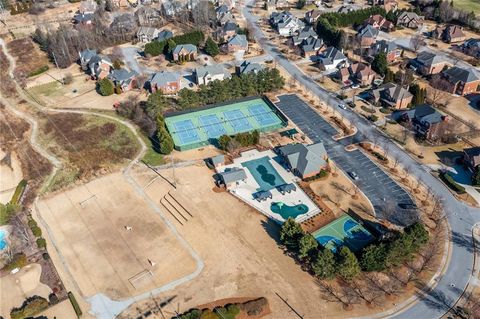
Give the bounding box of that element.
[224,109,253,132]
[164,97,287,151]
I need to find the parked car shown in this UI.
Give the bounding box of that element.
[398,203,417,210]
[351,84,359,89]
[348,171,359,180]
[338,103,346,110]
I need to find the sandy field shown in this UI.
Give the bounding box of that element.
[0,263,52,318]
[36,173,197,300]
[37,299,78,318]
[0,150,23,204]
[120,163,416,318]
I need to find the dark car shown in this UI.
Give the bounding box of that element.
[398,203,417,210]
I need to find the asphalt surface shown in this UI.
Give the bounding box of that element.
[275,95,417,227]
[242,5,480,319]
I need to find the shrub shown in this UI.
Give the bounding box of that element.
[68,292,82,317]
[205,37,220,57]
[28,65,49,77]
[3,252,28,271]
[361,105,376,113]
[368,114,379,122]
[372,151,387,162]
[10,179,27,205]
[37,237,47,249]
[239,297,268,316]
[0,202,18,225]
[214,304,240,319]
[29,219,42,237]
[10,296,49,319]
[440,172,466,194]
[303,170,329,182]
[218,135,231,151]
[379,108,391,114]
[97,78,114,96]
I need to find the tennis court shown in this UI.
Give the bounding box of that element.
[165,97,287,150]
[312,215,374,252]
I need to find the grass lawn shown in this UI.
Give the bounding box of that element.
[141,134,165,167]
[452,0,480,13]
[29,82,62,97]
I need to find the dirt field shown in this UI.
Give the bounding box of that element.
[36,173,198,300]
[6,37,50,79]
[37,299,78,318]
[0,263,52,318]
[0,150,23,203]
[119,163,429,318]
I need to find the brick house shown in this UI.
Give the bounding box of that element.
[411,51,450,75]
[109,69,137,92]
[363,14,394,32]
[149,71,181,94]
[369,40,400,63]
[337,62,377,86]
[437,66,480,96]
[369,83,413,109]
[78,49,113,80]
[463,147,480,173]
[397,104,448,141]
[224,34,248,53]
[396,12,423,29]
[172,44,198,62]
[357,25,380,48]
[431,25,466,43]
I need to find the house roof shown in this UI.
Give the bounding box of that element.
[223,21,238,32]
[196,64,230,79]
[415,51,448,66]
[338,4,361,13]
[210,154,225,165]
[443,66,479,83]
[397,11,421,22]
[109,68,136,82]
[321,46,346,61]
[464,147,480,166]
[372,39,397,53]
[463,38,480,49]
[445,25,465,38]
[350,62,376,78]
[150,71,181,87]
[228,34,248,47]
[137,26,159,38]
[365,14,385,26]
[305,9,321,20]
[219,167,247,184]
[173,44,198,54]
[358,25,379,39]
[278,142,327,177]
[216,4,229,15]
[403,104,443,125]
[301,36,323,52]
[237,60,264,74]
[79,49,97,62]
[73,12,94,23]
[372,82,412,104]
[157,29,173,41]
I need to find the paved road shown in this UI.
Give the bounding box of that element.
[242,5,480,319]
[275,95,417,227]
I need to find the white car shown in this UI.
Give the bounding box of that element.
[338,103,347,110]
[351,84,359,89]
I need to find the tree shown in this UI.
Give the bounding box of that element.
[146,91,168,118]
[384,68,395,83]
[97,78,114,96]
[372,53,388,76]
[410,34,425,52]
[313,249,337,279]
[218,135,231,151]
[409,83,426,106]
[360,243,388,271]
[205,37,220,57]
[167,39,177,53]
[298,234,319,260]
[280,218,304,251]
[296,0,306,9]
[157,127,174,154]
[337,247,360,280]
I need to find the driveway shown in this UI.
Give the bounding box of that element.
[276,95,417,227]
[242,4,480,319]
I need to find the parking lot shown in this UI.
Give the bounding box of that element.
[275,94,417,227]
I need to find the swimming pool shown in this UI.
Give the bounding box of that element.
[0,229,7,250]
[241,156,286,191]
[271,202,309,220]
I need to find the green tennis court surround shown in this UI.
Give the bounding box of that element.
[164,96,288,151]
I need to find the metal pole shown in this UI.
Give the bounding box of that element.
[171,153,177,188]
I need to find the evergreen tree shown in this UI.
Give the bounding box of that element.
[360,243,388,271]
[312,249,337,279]
[372,53,388,76]
[296,0,306,9]
[97,78,114,96]
[280,218,305,251]
[167,39,177,53]
[218,135,231,150]
[298,233,319,260]
[157,127,174,154]
[405,222,429,251]
[384,68,395,83]
[205,37,220,57]
[336,246,360,280]
[146,91,168,118]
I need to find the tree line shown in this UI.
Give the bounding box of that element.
[218,131,260,152]
[144,30,205,56]
[280,217,429,281]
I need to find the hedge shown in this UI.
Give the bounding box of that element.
[372,151,387,162]
[304,169,329,182]
[28,65,49,78]
[10,179,27,205]
[440,172,466,194]
[10,296,49,319]
[36,237,47,249]
[68,292,82,317]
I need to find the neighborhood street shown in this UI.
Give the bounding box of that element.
[242,4,480,318]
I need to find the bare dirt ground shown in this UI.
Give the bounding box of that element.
[0,150,23,203]
[37,299,78,318]
[119,163,437,318]
[6,37,50,79]
[0,263,52,318]
[36,172,198,300]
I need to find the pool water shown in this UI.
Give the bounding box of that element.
[271,202,309,219]
[241,156,286,191]
[0,230,7,250]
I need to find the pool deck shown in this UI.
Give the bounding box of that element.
[216,149,320,223]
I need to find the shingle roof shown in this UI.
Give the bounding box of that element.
[301,36,323,52]
[358,25,379,38]
[372,39,397,53]
[278,142,327,177]
[157,29,173,41]
[463,38,480,49]
[320,47,347,64]
[404,104,443,124]
[415,51,448,66]
[110,68,136,82]
[137,26,159,38]
[150,71,180,87]
[228,34,248,47]
[172,44,198,54]
[219,168,247,184]
[195,64,230,78]
[443,66,479,83]
[79,49,97,62]
[237,60,264,74]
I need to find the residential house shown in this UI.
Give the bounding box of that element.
[357,25,380,48]
[109,14,137,36]
[338,4,362,13]
[270,11,304,36]
[218,168,247,190]
[73,13,94,26]
[112,0,129,7]
[437,66,480,96]
[161,0,180,17]
[78,49,113,80]
[462,38,480,58]
[215,21,238,41]
[363,14,394,32]
[215,4,229,19]
[172,44,198,61]
[411,51,450,75]
[235,60,265,75]
[396,12,423,29]
[218,12,235,26]
[149,71,181,94]
[275,0,289,9]
[210,154,225,169]
[304,9,321,24]
[277,142,328,179]
[78,0,97,14]
[109,69,137,92]
[383,0,398,12]
[291,26,318,46]
[223,34,248,53]
[137,27,160,42]
[431,25,466,43]
[397,104,448,140]
[300,37,324,58]
[317,47,348,71]
[157,29,174,42]
[463,147,480,172]
[195,65,231,85]
[135,7,162,25]
[369,40,400,63]
[337,62,377,86]
[369,82,413,109]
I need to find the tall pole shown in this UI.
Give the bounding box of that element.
[171,153,176,188]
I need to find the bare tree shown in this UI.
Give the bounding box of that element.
[343,278,385,307]
[364,273,404,298]
[410,34,425,53]
[428,74,449,107]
